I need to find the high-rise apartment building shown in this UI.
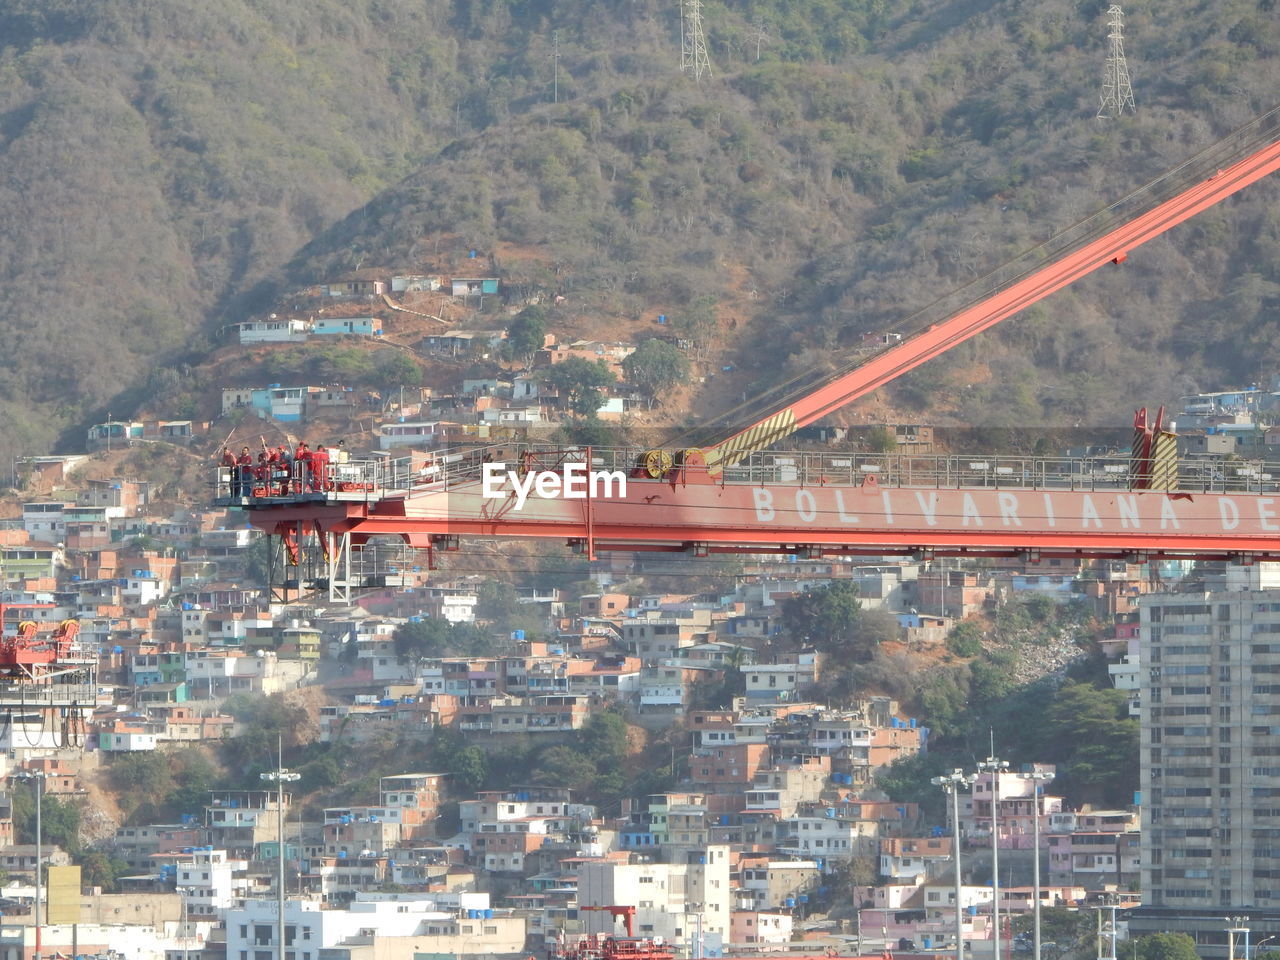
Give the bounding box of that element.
[1131,565,1280,955]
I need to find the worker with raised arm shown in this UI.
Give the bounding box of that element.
[277,445,293,495]
[220,448,236,496]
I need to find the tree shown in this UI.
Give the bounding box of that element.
[542,356,615,417]
[783,581,861,645]
[622,338,689,407]
[677,295,719,348]
[532,745,599,792]
[506,305,547,364]
[865,426,897,453]
[1039,682,1139,806]
[374,350,422,396]
[77,848,130,892]
[579,710,628,768]
[13,789,81,854]
[1012,907,1093,958]
[392,618,491,662]
[946,621,984,657]
[1130,933,1200,960]
[448,746,489,792]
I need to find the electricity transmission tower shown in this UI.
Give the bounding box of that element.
[680,0,713,82]
[1097,4,1135,119]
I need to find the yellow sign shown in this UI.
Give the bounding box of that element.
[45,865,80,924]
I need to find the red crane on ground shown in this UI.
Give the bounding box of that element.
[216,105,1280,593]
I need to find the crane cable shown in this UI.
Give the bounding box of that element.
[662,102,1280,453]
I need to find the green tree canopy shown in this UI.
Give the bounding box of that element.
[392,618,491,662]
[782,581,863,647]
[1131,933,1200,960]
[622,338,690,407]
[541,356,616,417]
[506,305,548,363]
[374,349,423,396]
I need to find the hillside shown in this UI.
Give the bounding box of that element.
[2,0,1279,455]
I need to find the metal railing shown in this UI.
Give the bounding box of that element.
[212,442,1280,504]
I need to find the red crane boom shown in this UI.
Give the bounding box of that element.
[699,108,1280,471]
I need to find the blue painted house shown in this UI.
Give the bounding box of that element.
[313,317,383,336]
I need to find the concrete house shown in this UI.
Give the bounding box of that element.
[450,277,500,297]
[236,317,310,343]
[313,316,383,336]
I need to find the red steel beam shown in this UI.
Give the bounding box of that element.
[704,132,1280,469]
[245,480,1280,561]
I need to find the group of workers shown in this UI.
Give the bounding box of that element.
[221,440,342,497]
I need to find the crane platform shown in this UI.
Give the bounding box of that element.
[215,444,1280,575]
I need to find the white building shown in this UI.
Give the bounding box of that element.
[176,847,249,919]
[21,501,71,543]
[236,318,310,343]
[224,894,525,958]
[577,846,731,950]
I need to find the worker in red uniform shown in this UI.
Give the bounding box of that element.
[254,452,270,494]
[277,445,293,494]
[265,446,280,496]
[294,441,312,492]
[235,446,253,497]
[220,448,236,496]
[311,443,331,492]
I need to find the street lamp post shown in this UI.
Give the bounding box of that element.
[933,769,977,960]
[1228,918,1252,960]
[978,757,1010,960]
[261,739,301,960]
[1018,771,1054,960]
[11,770,46,960]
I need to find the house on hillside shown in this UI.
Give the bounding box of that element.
[450,277,500,298]
[378,421,442,450]
[312,316,383,337]
[391,275,442,292]
[420,329,507,358]
[235,318,309,344]
[323,278,387,298]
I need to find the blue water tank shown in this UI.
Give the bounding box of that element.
[484,908,494,919]
[469,249,478,258]
[338,851,347,858]
[513,630,526,640]
[785,898,796,908]
[657,315,667,324]
[799,894,808,904]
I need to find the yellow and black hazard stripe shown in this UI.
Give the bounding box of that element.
[706,408,798,472]
[1149,430,1179,491]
